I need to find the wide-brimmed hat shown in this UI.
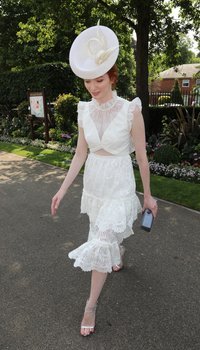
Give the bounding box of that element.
[69,23,119,79]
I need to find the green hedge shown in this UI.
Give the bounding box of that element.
[0,62,80,107]
[149,106,200,135]
[153,144,181,165]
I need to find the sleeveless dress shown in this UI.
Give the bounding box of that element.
[68,91,142,273]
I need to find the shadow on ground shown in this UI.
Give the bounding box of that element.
[0,152,200,350]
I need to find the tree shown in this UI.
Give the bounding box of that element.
[171,80,184,105]
[95,0,200,132]
[17,16,57,66]
[0,0,31,70]
[0,0,199,133]
[148,34,198,83]
[13,0,137,98]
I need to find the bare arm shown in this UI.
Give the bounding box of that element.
[51,127,88,216]
[131,106,158,217]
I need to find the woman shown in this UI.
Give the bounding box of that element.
[51,23,158,337]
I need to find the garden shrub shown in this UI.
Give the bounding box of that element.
[33,125,45,139]
[158,95,171,105]
[0,100,31,137]
[160,107,200,156]
[171,80,184,105]
[148,106,200,135]
[17,100,29,119]
[153,144,181,165]
[49,128,57,141]
[54,93,79,133]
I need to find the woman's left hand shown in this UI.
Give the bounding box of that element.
[143,195,158,218]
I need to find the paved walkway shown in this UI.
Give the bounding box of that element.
[0,151,200,350]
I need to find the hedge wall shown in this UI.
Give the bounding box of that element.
[0,62,80,107]
[149,106,200,135]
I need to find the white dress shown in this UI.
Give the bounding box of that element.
[68,91,142,273]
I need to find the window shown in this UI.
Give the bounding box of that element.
[182,79,190,87]
[196,79,200,86]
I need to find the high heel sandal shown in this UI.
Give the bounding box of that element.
[112,245,125,272]
[80,301,97,336]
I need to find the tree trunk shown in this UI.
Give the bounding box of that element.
[135,5,151,135]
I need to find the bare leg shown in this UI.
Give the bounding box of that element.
[112,245,125,272]
[80,270,107,336]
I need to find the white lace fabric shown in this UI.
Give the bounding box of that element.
[68,93,142,273]
[68,153,142,273]
[78,90,141,139]
[89,91,124,140]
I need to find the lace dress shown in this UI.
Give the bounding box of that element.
[68,91,142,273]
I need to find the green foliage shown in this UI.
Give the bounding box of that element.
[158,95,171,105]
[0,62,77,106]
[160,106,200,165]
[48,127,78,147]
[153,144,181,165]
[161,107,200,148]
[0,0,199,134]
[17,100,29,118]
[17,17,56,51]
[0,0,136,100]
[171,80,184,105]
[13,100,30,137]
[195,143,200,152]
[34,125,45,139]
[0,108,30,138]
[54,93,79,133]
[148,53,169,82]
[171,34,194,65]
[0,99,30,137]
[1,0,199,71]
[68,123,78,147]
[49,128,57,140]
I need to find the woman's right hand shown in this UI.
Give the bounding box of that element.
[51,190,65,216]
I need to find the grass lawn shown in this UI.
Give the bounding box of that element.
[134,170,200,211]
[1,141,200,211]
[0,141,72,169]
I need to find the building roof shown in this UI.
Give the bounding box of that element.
[160,64,200,79]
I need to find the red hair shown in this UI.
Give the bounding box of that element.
[107,64,118,89]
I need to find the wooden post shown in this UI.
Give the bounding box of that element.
[27,88,34,140]
[42,88,49,143]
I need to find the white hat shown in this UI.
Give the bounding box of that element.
[69,23,119,79]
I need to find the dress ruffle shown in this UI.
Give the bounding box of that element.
[128,97,142,131]
[81,190,141,233]
[68,238,121,273]
[68,153,142,273]
[68,191,141,273]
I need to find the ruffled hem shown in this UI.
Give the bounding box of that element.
[81,190,141,232]
[68,191,142,273]
[68,238,121,273]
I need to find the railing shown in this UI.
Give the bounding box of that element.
[149,91,200,106]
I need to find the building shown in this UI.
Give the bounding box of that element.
[150,64,200,105]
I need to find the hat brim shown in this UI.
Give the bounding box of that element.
[69,25,119,79]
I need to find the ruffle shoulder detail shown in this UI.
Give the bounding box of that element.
[128,97,142,130]
[77,101,88,127]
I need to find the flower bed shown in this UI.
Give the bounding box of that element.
[1,136,200,184]
[132,158,200,184]
[0,135,75,154]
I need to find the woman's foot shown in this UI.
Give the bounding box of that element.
[112,245,125,272]
[80,300,97,336]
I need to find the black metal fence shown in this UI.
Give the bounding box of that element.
[149,91,200,106]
